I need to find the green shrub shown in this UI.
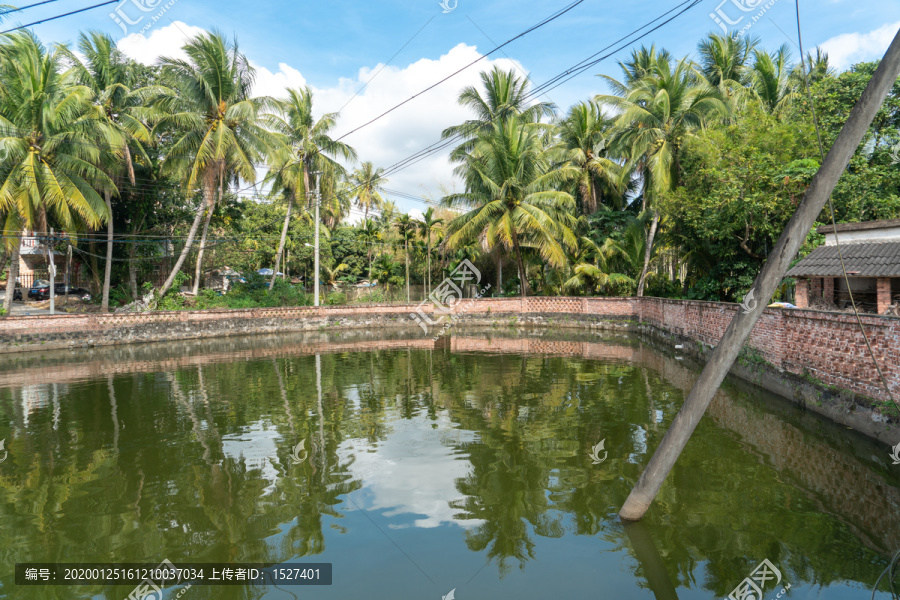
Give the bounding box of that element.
[355,289,386,304]
[325,292,347,306]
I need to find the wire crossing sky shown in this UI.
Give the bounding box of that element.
[7,0,899,214]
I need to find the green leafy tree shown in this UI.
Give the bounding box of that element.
[441,66,555,162]
[265,86,357,290]
[153,31,275,297]
[64,31,156,311]
[598,55,727,296]
[350,161,386,220]
[444,118,578,297]
[416,207,444,297]
[0,32,111,313]
[556,100,627,213]
[395,213,418,303]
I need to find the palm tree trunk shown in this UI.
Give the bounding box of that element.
[88,237,101,294]
[426,234,431,298]
[637,211,660,297]
[405,239,410,304]
[192,172,222,295]
[3,244,19,315]
[158,187,212,298]
[101,191,114,312]
[192,198,216,295]
[270,193,293,291]
[510,229,530,298]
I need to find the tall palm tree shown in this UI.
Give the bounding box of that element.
[556,101,627,214]
[697,33,758,87]
[395,213,417,303]
[153,31,274,297]
[750,44,799,115]
[444,118,578,298]
[441,66,555,163]
[265,86,356,289]
[791,48,833,87]
[616,45,673,87]
[358,218,380,280]
[0,32,111,314]
[64,31,155,311]
[321,173,353,228]
[598,56,727,296]
[416,207,443,298]
[350,162,386,220]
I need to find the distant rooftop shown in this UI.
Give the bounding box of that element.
[787,241,900,278]
[815,219,900,247]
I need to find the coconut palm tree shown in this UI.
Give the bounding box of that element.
[64,31,156,311]
[556,101,627,214]
[441,66,555,163]
[153,31,274,297]
[750,44,799,115]
[416,207,444,298]
[395,213,417,303]
[0,32,111,314]
[697,33,758,87]
[615,45,674,87]
[791,48,833,88]
[562,236,626,295]
[597,56,727,296]
[357,218,381,280]
[350,162,386,220]
[264,86,356,289]
[444,118,578,298]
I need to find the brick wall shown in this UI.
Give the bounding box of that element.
[2,297,898,402]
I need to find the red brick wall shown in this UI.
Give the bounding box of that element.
[2,297,898,401]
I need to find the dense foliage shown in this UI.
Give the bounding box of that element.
[2,29,899,312]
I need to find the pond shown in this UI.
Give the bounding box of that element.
[0,329,897,599]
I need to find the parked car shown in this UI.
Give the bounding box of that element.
[28,280,91,301]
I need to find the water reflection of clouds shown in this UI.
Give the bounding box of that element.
[339,411,483,530]
[221,422,282,495]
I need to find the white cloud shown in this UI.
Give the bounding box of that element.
[820,21,900,71]
[338,411,482,530]
[117,21,205,64]
[251,62,307,99]
[117,23,532,214]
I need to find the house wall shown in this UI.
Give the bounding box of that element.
[825,226,900,245]
[0,297,898,406]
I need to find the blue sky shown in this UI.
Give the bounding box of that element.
[7,0,900,216]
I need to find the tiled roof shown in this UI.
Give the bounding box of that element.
[787,242,900,277]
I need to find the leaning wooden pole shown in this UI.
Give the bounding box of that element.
[619,26,900,521]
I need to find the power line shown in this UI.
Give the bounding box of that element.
[334,0,588,142]
[0,0,66,16]
[381,0,704,179]
[0,0,121,34]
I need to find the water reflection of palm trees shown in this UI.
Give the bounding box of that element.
[0,334,895,599]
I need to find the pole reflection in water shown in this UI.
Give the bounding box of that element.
[623,520,679,600]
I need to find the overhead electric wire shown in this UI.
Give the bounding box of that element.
[380,0,704,179]
[0,0,121,34]
[334,0,588,142]
[0,0,66,16]
[794,0,899,415]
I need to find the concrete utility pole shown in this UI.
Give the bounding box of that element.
[48,228,56,315]
[619,26,900,522]
[313,171,322,308]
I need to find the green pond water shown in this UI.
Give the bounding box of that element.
[0,329,897,600]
